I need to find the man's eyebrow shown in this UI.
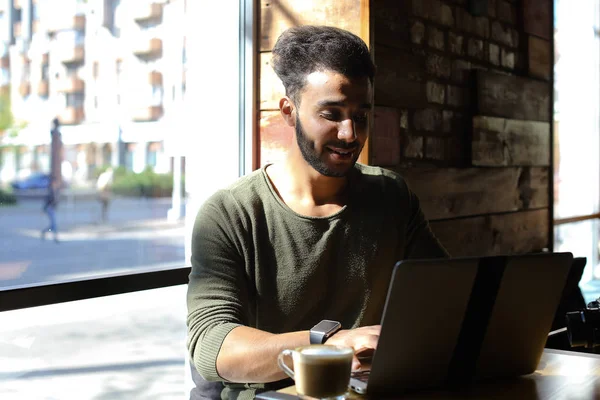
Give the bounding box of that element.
[316,100,372,109]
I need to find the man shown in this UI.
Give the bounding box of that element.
[96,167,114,222]
[187,25,447,399]
[41,178,60,243]
[50,118,63,186]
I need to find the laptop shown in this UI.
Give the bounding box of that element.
[349,252,573,396]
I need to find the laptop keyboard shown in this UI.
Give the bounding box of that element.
[351,370,370,383]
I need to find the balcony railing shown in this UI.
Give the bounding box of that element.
[59,106,85,125]
[38,80,49,97]
[133,2,163,22]
[19,81,31,97]
[57,77,84,93]
[132,105,163,122]
[133,38,162,58]
[47,14,86,32]
[58,45,85,64]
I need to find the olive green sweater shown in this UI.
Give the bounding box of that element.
[187,164,447,399]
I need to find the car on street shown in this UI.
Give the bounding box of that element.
[11,172,51,190]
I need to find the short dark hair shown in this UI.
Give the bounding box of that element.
[271,25,376,103]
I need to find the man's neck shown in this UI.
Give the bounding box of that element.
[266,154,350,217]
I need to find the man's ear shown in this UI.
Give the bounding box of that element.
[279,97,296,127]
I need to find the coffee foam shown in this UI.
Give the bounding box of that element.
[296,348,353,366]
[300,348,351,357]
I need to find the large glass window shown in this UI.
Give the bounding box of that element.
[0,0,253,398]
[553,0,600,285]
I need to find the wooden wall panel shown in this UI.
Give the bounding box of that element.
[476,71,550,122]
[472,116,550,166]
[431,209,549,257]
[372,106,401,166]
[372,0,411,49]
[528,36,551,80]
[398,167,549,220]
[523,0,551,40]
[259,111,293,166]
[260,52,284,111]
[261,0,364,51]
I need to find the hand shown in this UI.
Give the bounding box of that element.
[324,325,381,371]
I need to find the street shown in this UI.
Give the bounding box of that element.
[0,196,191,399]
[0,196,186,289]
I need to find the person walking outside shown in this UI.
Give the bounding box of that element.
[50,118,63,186]
[96,167,114,222]
[41,178,60,243]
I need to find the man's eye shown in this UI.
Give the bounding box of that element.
[353,114,369,123]
[321,112,340,121]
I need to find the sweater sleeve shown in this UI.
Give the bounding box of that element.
[403,182,450,259]
[186,191,250,381]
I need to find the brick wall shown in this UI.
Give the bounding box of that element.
[371,0,552,256]
[372,0,528,167]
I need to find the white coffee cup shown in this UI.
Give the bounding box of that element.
[278,344,353,399]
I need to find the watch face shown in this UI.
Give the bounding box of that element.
[316,320,341,334]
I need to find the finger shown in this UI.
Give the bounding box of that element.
[361,325,382,334]
[351,335,379,354]
[351,355,361,372]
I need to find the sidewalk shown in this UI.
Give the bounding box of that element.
[0,286,191,399]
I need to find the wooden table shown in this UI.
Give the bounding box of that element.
[280,349,600,399]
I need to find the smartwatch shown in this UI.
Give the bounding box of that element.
[310,320,342,344]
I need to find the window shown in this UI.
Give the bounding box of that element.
[55,30,85,46]
[0,1,252,398]
[41,64,49,80]
[65,65,78,77]
[112,0,124,38]
[125,143,134,170]
[12,7,22,24]
[553,0,600,286]
[66,92,84,107]
[151,85,163,106]
[32,3,40,20]
[147,142,160,167]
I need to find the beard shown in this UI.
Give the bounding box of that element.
[295,114,360,178]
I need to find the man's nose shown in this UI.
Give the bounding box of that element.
[338,119,357,142]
